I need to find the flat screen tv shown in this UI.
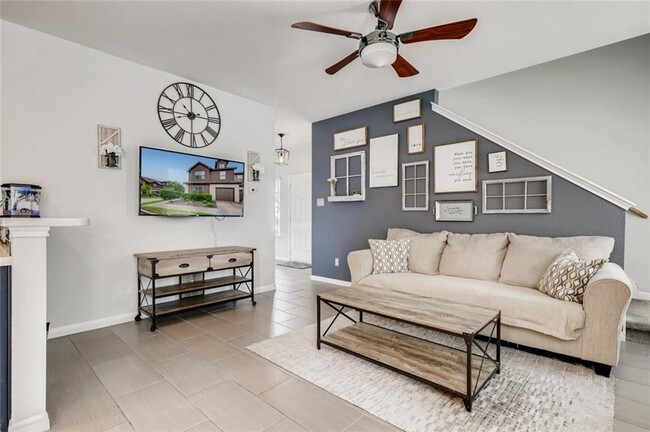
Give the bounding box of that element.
[139,146,245,217]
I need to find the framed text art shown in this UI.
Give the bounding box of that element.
[333,126,368,151]
[434,200,476,222]
[407,123,425,154]
[369,134,399,188]
[488,151,507,173]
[433,140,478,193]
[393,99,421,122]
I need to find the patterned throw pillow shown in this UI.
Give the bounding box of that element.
[537,249,607,303]
[369,239,411,275]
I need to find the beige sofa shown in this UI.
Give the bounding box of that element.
[347,229,633,376]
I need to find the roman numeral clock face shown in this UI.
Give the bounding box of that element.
[157,82,221,148]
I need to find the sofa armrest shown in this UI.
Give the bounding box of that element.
[581,263,633,366]
[348,249,373,285]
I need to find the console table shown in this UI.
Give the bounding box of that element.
[134,246,256,331]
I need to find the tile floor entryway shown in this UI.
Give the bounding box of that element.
[47,266,650,431]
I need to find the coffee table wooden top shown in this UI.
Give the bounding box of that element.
[319,285,500,336]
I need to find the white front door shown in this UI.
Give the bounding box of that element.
[289,173,312,264]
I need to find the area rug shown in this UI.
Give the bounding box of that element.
[248,316,615,432]
[276,260,311,270]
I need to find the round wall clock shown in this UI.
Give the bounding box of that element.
[157,82,221,148]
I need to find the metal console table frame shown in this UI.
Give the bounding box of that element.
[135,247,256,331]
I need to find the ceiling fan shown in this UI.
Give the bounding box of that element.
[291,0,478,77]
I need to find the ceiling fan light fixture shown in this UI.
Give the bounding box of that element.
[359,30,399,69]
[360,42,397,68]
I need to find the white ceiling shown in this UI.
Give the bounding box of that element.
[2,1,649,147]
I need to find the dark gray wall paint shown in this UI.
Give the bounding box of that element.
[311,89,626,281]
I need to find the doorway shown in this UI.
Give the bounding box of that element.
[289,173,312,264]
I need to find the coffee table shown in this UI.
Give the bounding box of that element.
[317,285,501,411]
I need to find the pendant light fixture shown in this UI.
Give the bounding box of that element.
[275,133,290,166]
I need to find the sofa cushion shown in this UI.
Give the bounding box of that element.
[386,228,419,241]
[439,233,509,281]
[368,239,410,274]
[499,233,615,288]
[386,228,449,275]
[358,272,585,340]
[538,249,606,303]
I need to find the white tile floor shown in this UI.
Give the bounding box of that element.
[45,266,650,431]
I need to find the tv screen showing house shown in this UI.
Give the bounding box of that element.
[139,146,245,217]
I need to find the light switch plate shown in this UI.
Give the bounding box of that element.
[316,198,325,207]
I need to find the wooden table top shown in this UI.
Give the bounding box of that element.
[319,285,500,336]
[134,246,255,260]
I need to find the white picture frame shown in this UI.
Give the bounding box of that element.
[333,126,368,151]
[369,134,399,188]
[433,140,478,193]
[328,151,366,202]
[488,151,508,173]
[434,200,476,222]
[402,161,429,211]
[393,99,421,122]
[407,123,425,155]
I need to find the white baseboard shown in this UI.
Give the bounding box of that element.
[310,275,351,287]
[8,412,50,432]
[48,312,134,339]
[48,284,277,339]
[634,291,650,301]
[256,283,276,293]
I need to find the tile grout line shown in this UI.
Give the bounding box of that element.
[67,335,136,431]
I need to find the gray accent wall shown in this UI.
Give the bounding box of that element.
[311,89,626,281]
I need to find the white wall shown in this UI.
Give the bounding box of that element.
[1,22,277,333]
[274,142,311,261]
[440,35,649,296]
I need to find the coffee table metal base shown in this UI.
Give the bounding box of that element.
[316,296,501,412]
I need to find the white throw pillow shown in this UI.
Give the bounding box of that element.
[537,249,606,303]
[369,238,411,275]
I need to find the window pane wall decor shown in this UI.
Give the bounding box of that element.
[482,176,552,214]
[328,151,366,202]
[402,160,429,211]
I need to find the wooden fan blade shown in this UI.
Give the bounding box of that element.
[325,51,360,75]
[391,54,419,77]
[379,0,403,30]
[291,22,362,39]
[399,18,478,44]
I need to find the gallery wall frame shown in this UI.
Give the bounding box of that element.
[434,200,476,222]
[488,151,508,173]
[393,98,421,123]
[433,139,478,194]
[328,150,366,202]
[402,160,429,211]
[333,126,368,151]
[369,134,399,188]
[407,123,425,155]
